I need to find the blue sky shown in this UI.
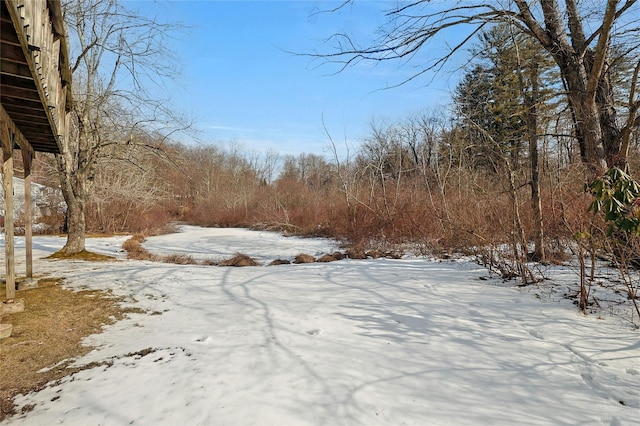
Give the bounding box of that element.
[136,1,458,157]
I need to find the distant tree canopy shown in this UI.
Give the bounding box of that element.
[453,24,557,172]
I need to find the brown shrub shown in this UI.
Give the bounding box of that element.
[33,211,65,235]
[122,238,140,253]
[219,253,260,267]
[317,254,338,263]
[131,233,146,243]
[315,252,345,262]
[346,248,367,259]
[293,253,315,264]
[269,259,291,266]
[86,198,175,235]
[331,252,345,260]
[384,251,403,259]
[366,250,385,259]
[122,237,153,260]
[162,254,196,265]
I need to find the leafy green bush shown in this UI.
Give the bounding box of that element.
[587,167,640,235]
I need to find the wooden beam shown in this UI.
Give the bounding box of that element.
[0,60,33,78]
[0,44,29,64]
[22,149,33,279]
[0,73,39,90]
[2,120,15,301]
[1,104,35,155]
[1,104,34,296]
[0,85,42,102]
[11,116,55,128]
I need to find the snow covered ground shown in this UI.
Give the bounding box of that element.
[1,226,639,425]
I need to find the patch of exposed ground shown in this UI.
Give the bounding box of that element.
[0,278,130,422]
[46,250,115,261]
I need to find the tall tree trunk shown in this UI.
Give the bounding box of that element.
[597,69,621,164]
[60,187,87,254]
[511,30,546,262]
[515,0,622,174]
[526,63,545,262]
[562,62,608,173]
[56,113,98,255]
[507,161,533,285]
[55,132,90,254]
[619,60,640,169]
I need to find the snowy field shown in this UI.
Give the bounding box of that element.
[1,226,639,425]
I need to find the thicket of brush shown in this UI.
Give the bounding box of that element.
[21,89,639,322]
[25,111,640,322]
[28,116,636,262]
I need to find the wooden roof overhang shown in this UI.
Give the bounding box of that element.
[1,0,73,154]
[1,0,73,304]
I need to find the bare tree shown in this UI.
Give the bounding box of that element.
[317,0,640,174]
[87,139,174,233]
[57,0,187,254]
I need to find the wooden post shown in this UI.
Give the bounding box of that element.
[2,126,16,301]
[22,150,33,279]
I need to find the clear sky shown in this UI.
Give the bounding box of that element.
[135,0,458,158]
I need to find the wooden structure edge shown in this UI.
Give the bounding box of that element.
[1,0,73,300]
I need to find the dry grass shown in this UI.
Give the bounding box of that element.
[317,253,339,263]
[130,233,146,243]
[162,254,197,265]
[293,253,315,264]
[219,253,260,267]
[47,250,115,262]
[269,259,291,266]
[346,248,367,260]
[0,278,129,421]
[122,236,154,261]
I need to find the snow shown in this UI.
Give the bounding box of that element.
[139,225,340,263]
[2,226,639,425]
